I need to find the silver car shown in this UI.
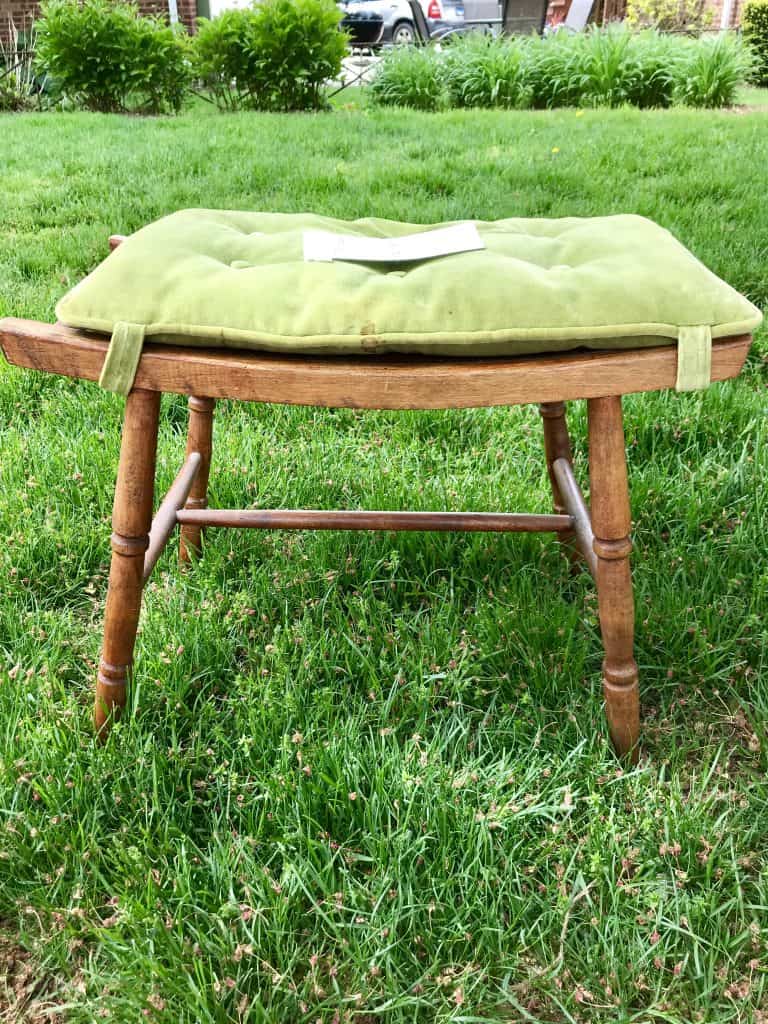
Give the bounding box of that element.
[339,0,465,46]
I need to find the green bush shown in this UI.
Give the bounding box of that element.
[673,32,751,107]
[193,8,256,110]
[369,44,447,110]
[371,27,749,111]
[625,0,712,33]
[743,0,768,86]
[34,0,190,114]
[193,0,346,112]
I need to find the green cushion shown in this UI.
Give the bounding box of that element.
[55,209,762,395]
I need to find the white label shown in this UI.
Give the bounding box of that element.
[303,223,485,263]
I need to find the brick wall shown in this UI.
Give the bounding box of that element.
[1,0,37,42]
[133,0,197,28]
[0,0,198,45]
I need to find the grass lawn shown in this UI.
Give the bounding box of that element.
[1,103,767,1023]
[737,85,768,108]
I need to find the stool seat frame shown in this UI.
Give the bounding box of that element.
[0,238,753,761]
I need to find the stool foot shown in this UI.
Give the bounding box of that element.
[95,389,160,737]
[179,396,215,565]
[587,396,640,762]
[539,401,577,567]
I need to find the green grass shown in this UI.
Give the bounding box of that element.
[0,104,767,1022]
[737,83,768,106]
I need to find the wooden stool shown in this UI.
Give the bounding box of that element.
[0,242,753,761]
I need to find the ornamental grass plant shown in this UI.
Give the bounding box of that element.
[0,20,39,112]
[673,32,754,107]
[369,44,448,110]
[372,26,751,110]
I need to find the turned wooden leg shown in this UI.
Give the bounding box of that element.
[179,396,215,564]
[95,389,161,736]
[587,395,640,762]
[539,401,576,560]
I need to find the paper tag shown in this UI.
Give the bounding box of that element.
[303,223,485,263]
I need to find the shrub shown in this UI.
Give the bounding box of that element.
[193,8,256,110]
[743,0,768,86]
[673,32,751,107]
[625,0,713,33]
[370,45,447,110]
[193,0,346,112]
[34,0,190,114]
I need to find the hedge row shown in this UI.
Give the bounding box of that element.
[8,0,757,115]
[31,0,346,113]
[371,28,753,111]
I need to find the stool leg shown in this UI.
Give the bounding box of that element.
[179,396,215,564]
[539,401,576,561]
[587,395,640,762]
[95,389,160,736]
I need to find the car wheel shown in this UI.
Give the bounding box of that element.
[391,20,415,44]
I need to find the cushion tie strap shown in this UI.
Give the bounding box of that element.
[99,321,146,396]
[676,325,712,392]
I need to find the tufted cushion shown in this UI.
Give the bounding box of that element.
[55,209,762,394]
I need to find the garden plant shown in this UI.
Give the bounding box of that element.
[743,0,768,85]
[0,21,39,112]
[22,0,755,115]
[625,0,713,33]
[193,0,346,111]
[34,0,190,113]
[372,27,752,110]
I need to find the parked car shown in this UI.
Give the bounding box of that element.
[339,0,465,46]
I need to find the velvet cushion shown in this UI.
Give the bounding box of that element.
[55,209,762,394]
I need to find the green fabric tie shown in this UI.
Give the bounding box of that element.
[675,325,712,392]
[99,321,145,396]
